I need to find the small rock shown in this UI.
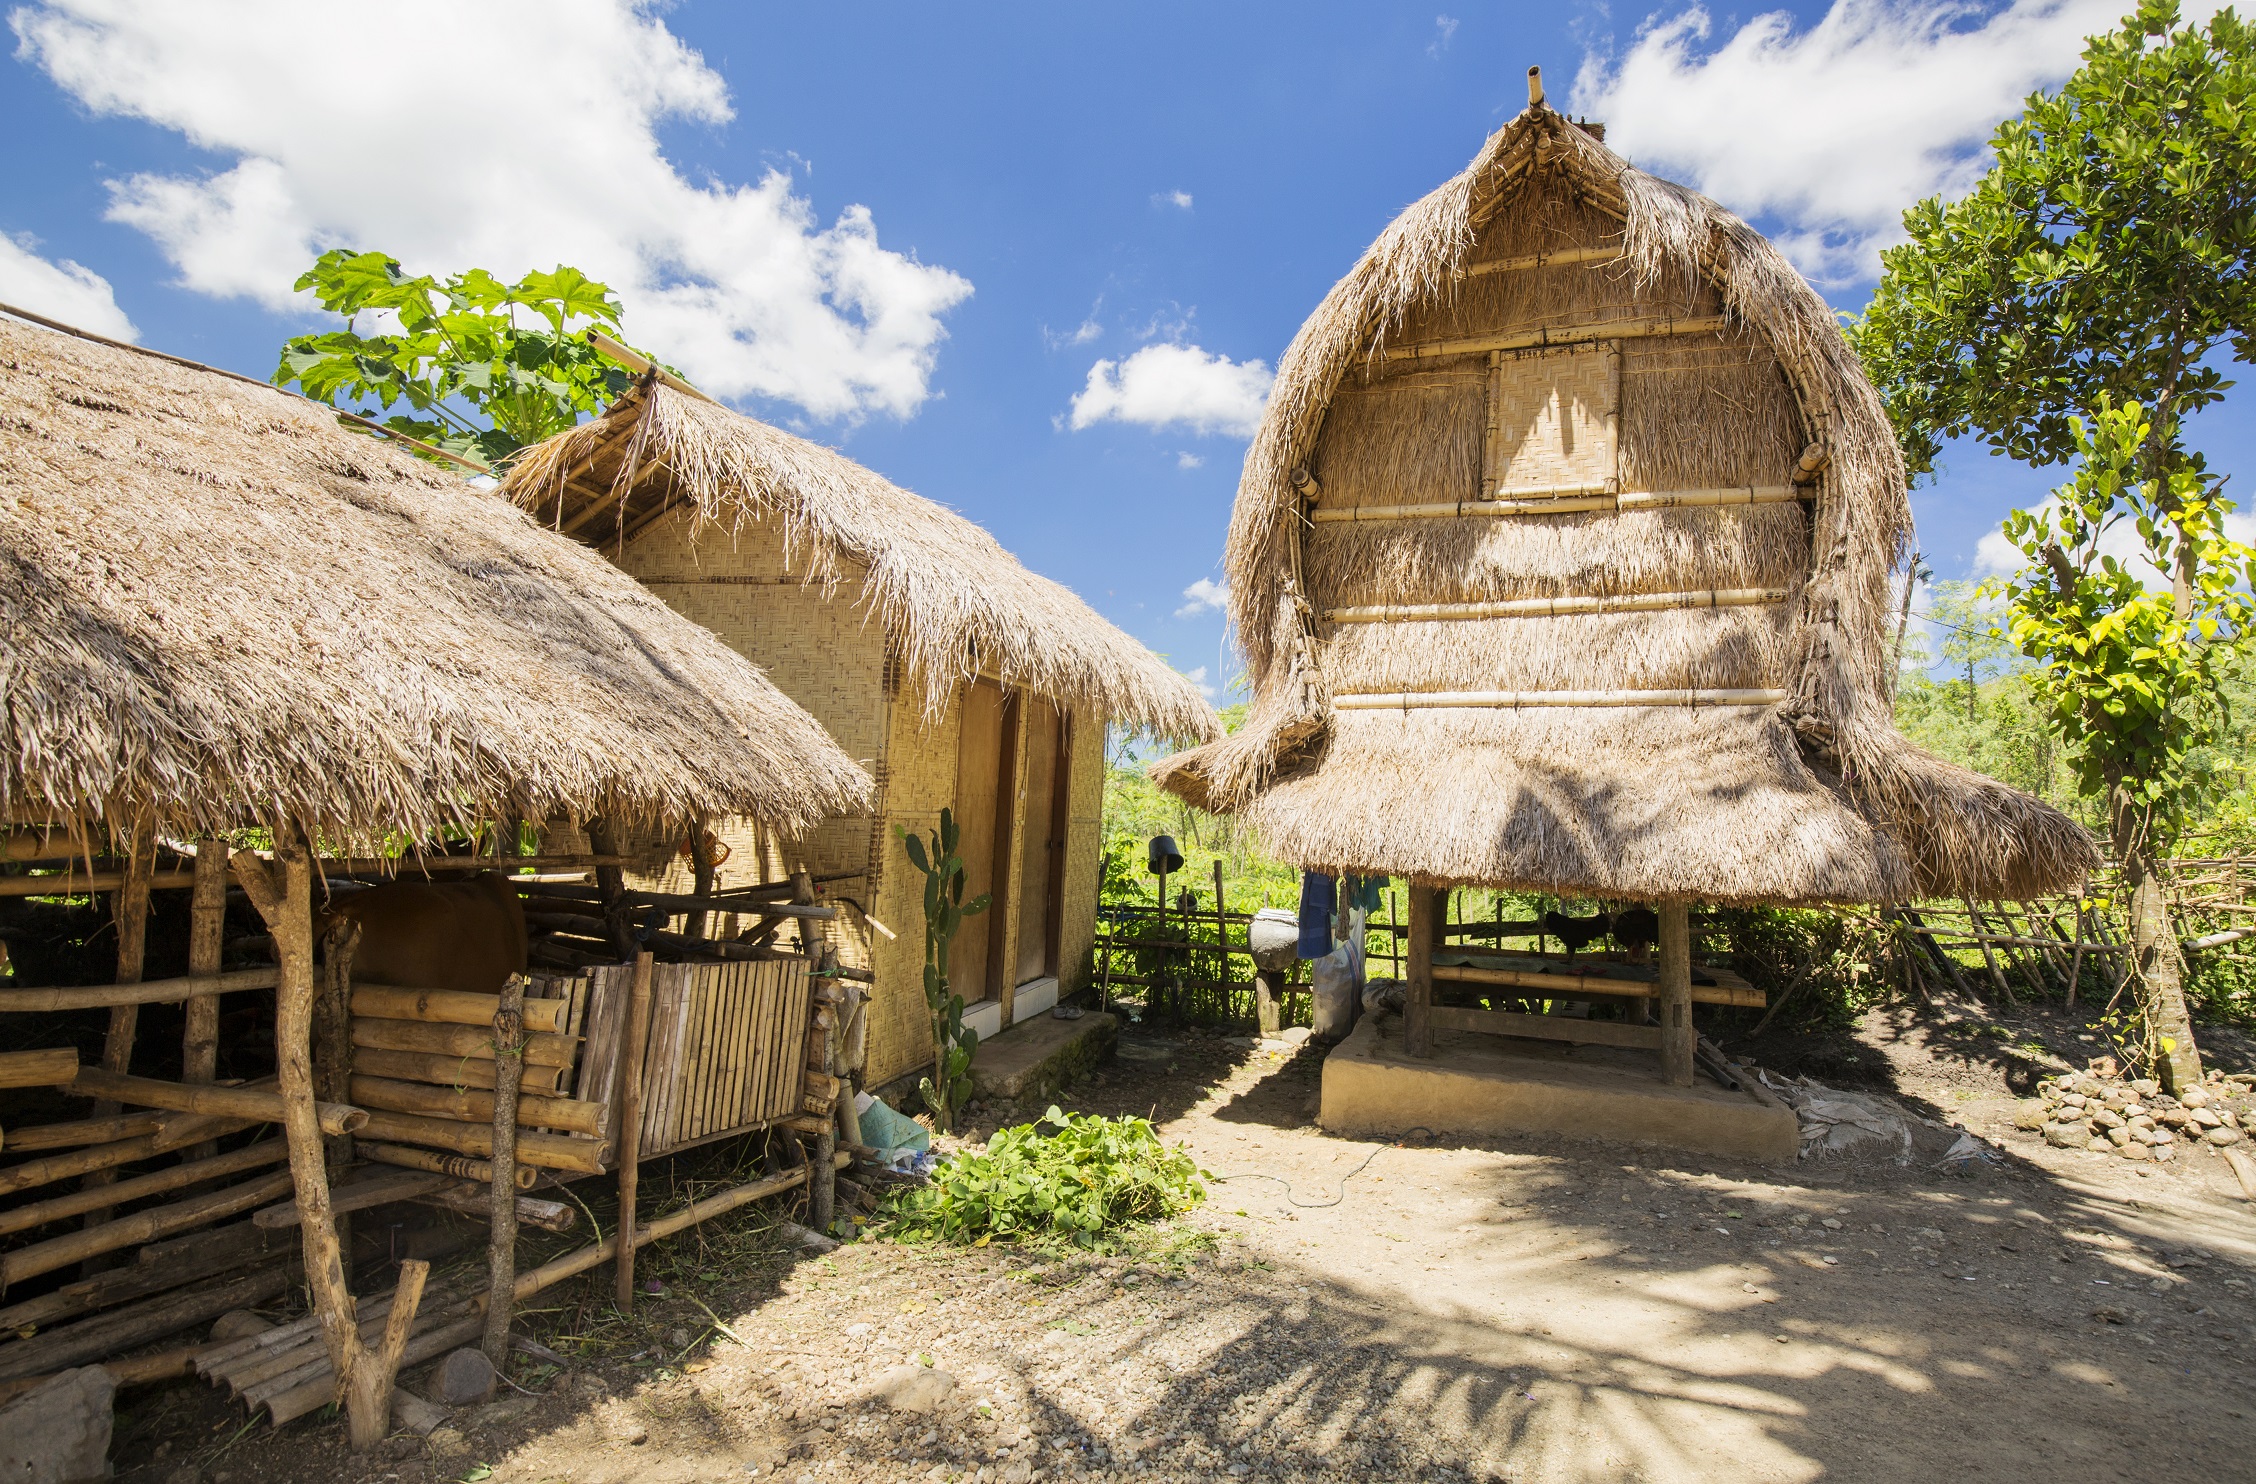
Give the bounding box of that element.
[2206,1126,2243,1146]
[0,1366,113,1484]
[2181,1087,2213,1110]
[1278,1027,1312,1046]
[870,1364,957,1414]
[2193,1107,2224,1128]
[2092,1108,2126,1130]
[1820,1218,1843,1230]
[432,1346,497,1406]
[208,1310,273,1344]
[2131,1078,2161,1097]
[2121,1142,2152,1161]
[2043,1122,2086,1149]
[425,1427,469,1458]
[2107,1126,2132,1147]
[845,1322,872,1338]
[2013,1102,2049,1131]
[668,1327,692,1348]
[608,1417,650,1446]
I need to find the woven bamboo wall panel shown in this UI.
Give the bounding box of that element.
[1055,709,1104,994]
[1487,346,1614,496]
[864,692,966,1089]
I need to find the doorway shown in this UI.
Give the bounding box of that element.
[944,682,1071,1013]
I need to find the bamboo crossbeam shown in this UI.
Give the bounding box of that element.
[0,871,194,897]
[0,1262,297,1383]
[1324,587,1787,624]
[1429,1005,1664,1049]
[1335,688,1788,712]
[349,987,566,1035]
[349,1047,564,1094]
[1384,314,1728,362]
[0,1048,79,1088]
[348,1017,577,1067]
[0,968,277,1014]
[1464,243,1625,277]
[414,1181,577,1233]
[6,1112,165,1151]
[0,1114,253,1197]
[348,1073,604,1137]
[360,1140,538,1189]
[71,1068,364,1136]
[355,1110,608,1174]
[1310,484,1800,524]
[0,1139,289,1238]
[249,1168,449,1229]
[1433,963,1766,1008]
[0,1168,296,1287]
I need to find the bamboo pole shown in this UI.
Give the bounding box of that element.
[1465,242,1625,277]
[0,1113,253,1197]
[483,977,524,1364]
[83,824,155,1226]
[1323,587,1788,624]
[1334,688,1789,711]
[0,1048,79,1088]
[0,1262,296,1384]
[346,1075,602,1137]
[7,1112,164,1151]
[415,1182,575,1234]
[349,1018,577,1066]
[614,952,654,1311]
[1385,313,1728,362]
[0,968,279,1015]
[1658,904,1694,1088]
[1405,886,1436,1058]
[0,870,194,898]
[184,841,228,1125]
[1965,902,2018,1004]
[349,1047,563,1094]
[71,1068,364,1136]
[352,1110,605,1174]
[1430,963,1766,1007]
[360,1141,537,1189]
[0,1139,289,1238]
[251,1168,448,1228]
[1310,484,1801,524]
[1,1168,297,1288]
[349,987,566,1034]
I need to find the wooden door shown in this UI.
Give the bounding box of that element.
[949,680,1012,1002]
[1014,700,1069,985]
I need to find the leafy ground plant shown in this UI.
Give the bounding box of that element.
[884,1107,1205,1249]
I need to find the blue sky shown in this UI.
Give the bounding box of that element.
[5,1,2249,701]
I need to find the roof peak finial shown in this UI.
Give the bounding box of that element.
[1527,65,1545,108]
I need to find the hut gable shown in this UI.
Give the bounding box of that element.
[502,384,1219,745]
[0,314,872,842]
[1152,103,2095,905]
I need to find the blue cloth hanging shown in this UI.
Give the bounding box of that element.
[1296,872,1337,959]
[1341,873,1384,916]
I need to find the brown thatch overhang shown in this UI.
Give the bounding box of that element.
[1149,103,2097,906]
[0,314,873,844]
[501,382,1220,744]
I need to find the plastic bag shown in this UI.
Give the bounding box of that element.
[1310,941,1360,1039]
[854,1092,931,1160]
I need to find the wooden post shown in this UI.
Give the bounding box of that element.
[808,953,838,1235]
[613,952,654,1312]
[232,831,391,1449]
[315,919,359,1259]
[1658,903,1694,1087]
[1254,970,1285,1036]
[685,822,717,941]
[184,839,227,1094]
[83,824,156,1229]
[482,976,524,1365]
[366,1257,428,1446]
[2067,904,2087,1008]
[1405,886,1436,1058]
[1212,859,1230,1022]
[586,819,632,960]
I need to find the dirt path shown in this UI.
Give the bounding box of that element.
[126,1015,2256,1484]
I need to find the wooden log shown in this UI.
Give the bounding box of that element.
[99,821,153,1129]
[0,1168,297,1288]
[1405,886,1436,1057]
[311,854,628,876]
[0,1261,296,1381]
[1312,485,1802,525]
[1429,963,1766,1008]
[0,1139,289,1238]
[1428,1005,1663,1049]
[347,1075,603,1138]
[507,1162,816,1309]
[71,1068,364,1136]
[1658,903,1694,1088]
[0,1338,221,1404]
[184,841,229,1125]
[1323,587,1788,625]
[359,1141,537,1190]
[0,968,278,1014]
[6,1113,164,1152]
[315,919,359,1259]
[0,1220,285,1338]
[349,1047,563,1094]
[0,1113,255,1197]
[1384,312,1729,362]
[483,978,524,1364]
[354,1110,607,1174]
[267,1306,481,1427]
[0,871,194,897]
[349,1017,577,1067]
[0,1048,79,1088]
[412,1182,576,1234]
[615,951,654,1311]
[251,1169,448,1229]
[1334,688,1788,711]
[353,1258,428,1449]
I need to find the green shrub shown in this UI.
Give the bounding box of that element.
[883,1107,1205,1248]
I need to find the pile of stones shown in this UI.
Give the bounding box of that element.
[2018,1069,2255,1162]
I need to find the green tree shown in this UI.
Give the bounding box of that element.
[275,250,635,466]
[1852,0,2256,1088]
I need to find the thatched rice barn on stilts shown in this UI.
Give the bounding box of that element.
[1151,74,2095,1149]
[0,310,871,1445]
[501,358,1218,1090]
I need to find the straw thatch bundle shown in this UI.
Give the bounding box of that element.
[502,382,1218,743]
[0,314,872,844]
[1151,102,2095,905]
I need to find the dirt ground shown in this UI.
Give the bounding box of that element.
[117,999,2256,1484]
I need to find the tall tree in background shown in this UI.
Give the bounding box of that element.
[276,251,634,466]
[1853,1,2256,1088]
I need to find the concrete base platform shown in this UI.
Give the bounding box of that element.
[1320,1015,1797,1164]
[969,1008,1119,1104]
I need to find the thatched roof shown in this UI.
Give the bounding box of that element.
[0,312,873,845]
[501,381,1219,743]
[1150,103,2096,905]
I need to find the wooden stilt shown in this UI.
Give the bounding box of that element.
[184,839,229,1161]
[613,952,654,1312]
[483,976,524,1364]
[1658,903,1694,1088]
[1405,886,1436,1058]
[83,824,156,1234]
[1255,969,1284,1036]
[361,1258,428,1449]
[315,920,359,1260]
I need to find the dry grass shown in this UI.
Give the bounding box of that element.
[1152,105,2097,902]
[0,316,873,847]
[504,384,1219,744]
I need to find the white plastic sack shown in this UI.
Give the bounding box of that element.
[1310,941,1359,1039]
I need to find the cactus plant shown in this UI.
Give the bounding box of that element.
[899,808,990,1133]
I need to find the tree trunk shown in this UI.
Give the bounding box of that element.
[483,976,524,1365]
[2111,786,2202,1092]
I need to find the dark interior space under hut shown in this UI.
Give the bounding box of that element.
[0,311,876,1450]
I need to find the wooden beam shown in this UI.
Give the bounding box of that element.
[1384,313,1729,363]
[1464,243,1625,277]
[1309,485,1801,524]
[1431,963,1765,1008]
[0,968,277,1014]
[1405,886,1436,1058]
[0,870,194,897]
[1658,903,1694,1088]
[1324,587,1788,625]
[1428,1006,1662,1049]
[1335,688,1789,712]
[614,951,655,1311]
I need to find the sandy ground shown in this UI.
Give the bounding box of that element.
[120,1005,2256,1484]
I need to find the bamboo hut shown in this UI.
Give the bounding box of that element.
[1150,76,2096,1093]
[0,309,872,1443]
[502,357,1219,1089]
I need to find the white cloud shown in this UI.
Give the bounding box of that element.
[1430,14,1460,57]
[1181,665,1218,701]
[11,1,970,420]
[0,231,135,339]
[1069,342,1272,437]
[1176,577,1230,619]
[1154,190,1194,211]
[1973,495,2256,589]
[1043,315,1102,350]
[1176,451,1203,469]
[1570,0,2189,283]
